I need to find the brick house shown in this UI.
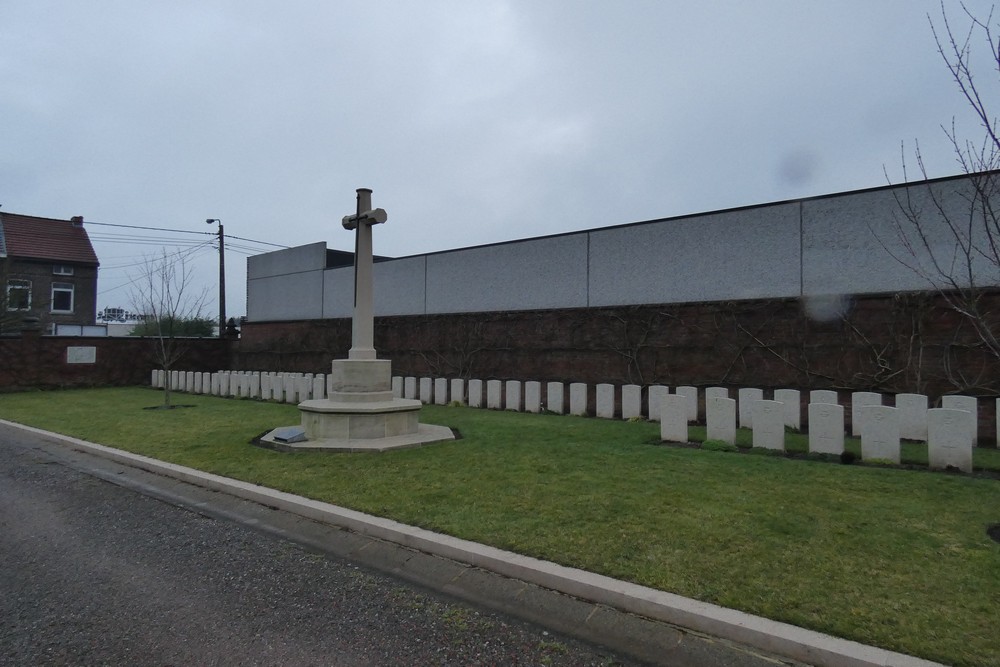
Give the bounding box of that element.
[0,212,100,334]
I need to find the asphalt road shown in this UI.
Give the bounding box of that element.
[0,427,646,667]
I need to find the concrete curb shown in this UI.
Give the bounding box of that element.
[6,419,945,667]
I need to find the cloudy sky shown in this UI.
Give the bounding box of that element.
[3,1,999,319]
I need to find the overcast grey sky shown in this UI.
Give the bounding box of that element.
[3,1,999,319]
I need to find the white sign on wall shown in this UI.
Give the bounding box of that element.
[66,346,97,364]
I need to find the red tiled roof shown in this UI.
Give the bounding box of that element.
[0,212,99,266]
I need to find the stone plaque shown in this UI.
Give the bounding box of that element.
[66,346,96,364]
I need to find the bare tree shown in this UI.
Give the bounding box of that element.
[883,3,1000,386]
[129,250,209,407]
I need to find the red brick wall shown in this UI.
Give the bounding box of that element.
[237,292,1000,397]
[0,333,232,391]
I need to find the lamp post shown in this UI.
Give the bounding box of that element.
[206,219,225,336]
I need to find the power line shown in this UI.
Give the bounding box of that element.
[85,220,213,236]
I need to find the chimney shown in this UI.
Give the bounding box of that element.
[71,216,84,227]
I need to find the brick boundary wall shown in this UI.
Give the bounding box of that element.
[237,291,1000,397]
[0,333,233,391]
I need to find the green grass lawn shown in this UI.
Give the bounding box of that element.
[2,387,998,666]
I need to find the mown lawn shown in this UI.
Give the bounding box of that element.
[1,387,998,667]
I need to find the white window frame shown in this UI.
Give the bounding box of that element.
[53,265,74,276]
[51,282,74,314]
[7,279,31,311]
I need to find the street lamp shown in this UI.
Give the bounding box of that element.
[206,219,225,336]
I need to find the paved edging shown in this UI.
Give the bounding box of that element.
[6,420,944,667]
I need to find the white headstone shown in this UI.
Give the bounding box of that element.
[809,390,839,405]
[752,400,785,450]
[219,372,230,397]
[450,378,465,405]
[524,381,541,413]
[941,395,977,446]
[705,387,728,402]
[660,395,688,443]
[157,369,166,388]
[773,389,801,430]
[808,403,844,455]
[434,378,448,405]
[505,380,522,411]
[676,386,698,422]
[928,408,974,473]
[269,374,282,401]
[546,382,565,414]
[646,385,668,421]
[297,375,311,402]
[622,384,642,420]
[596,383,615,419]
[861,405,901,463]
[468,379,483,408]
[243,374,254,399]
[391,376,403,399]
[404,377,417,400]
[248,373,260,399]
[569,383,588,416]
[896,393,928,441]
[706,396,736,445]
[260,373,271,400]
[487,380,502,409]
[185,371,195,392]
[150,369,158,387]
[851,392,882,436]
[169,370,179,392]
[419,377,433,404]
[311,374,324,401]
[210,372,220,396]
[193,372,203,394]
[738,388,763,429]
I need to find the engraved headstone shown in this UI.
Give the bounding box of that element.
[851,392,882,436]
[596,383,615,419]
[809,390,839,405]
[941,395,977,446]
[546,382,565,414]
[808,403,844,455]
[928,408,973,472]
[505,380,522,411]
[861,405,901,463]
[450,379,465,405]
[569,383,588,416]
[738,388,763,429]
[896,393,928,441]
[751,400,785,450]
[525,381,542,413]
[487,380,502,409]
[468,379,484,408]
[660,395,688,443]
[706,396,736,445]
[773,389,801,430]
[647,385,668,421]
[434,378,448,405]
[622,384,642,420]
[676,386,698,422]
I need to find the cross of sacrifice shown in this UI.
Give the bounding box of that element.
[341,188,388,361]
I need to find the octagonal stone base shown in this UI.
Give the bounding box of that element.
[258,358,455,453]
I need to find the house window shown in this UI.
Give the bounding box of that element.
[7,280,31,310]
[51,282,74,313]
[53,265,74,276]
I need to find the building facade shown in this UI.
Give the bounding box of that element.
[0,212,100,334]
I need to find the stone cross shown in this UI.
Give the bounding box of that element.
[342,188,387,361]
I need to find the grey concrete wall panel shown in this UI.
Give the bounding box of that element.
[587,204,802,306]
[247,270,325,321]
[247,242,327,280]
[373,256,427,316]
[802,178,1000,296]
[322,266,354,319]
[425,235,589,314]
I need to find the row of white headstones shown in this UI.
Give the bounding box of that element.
[154,370,979,472]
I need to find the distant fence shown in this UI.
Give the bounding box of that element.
[157,369,995,472]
